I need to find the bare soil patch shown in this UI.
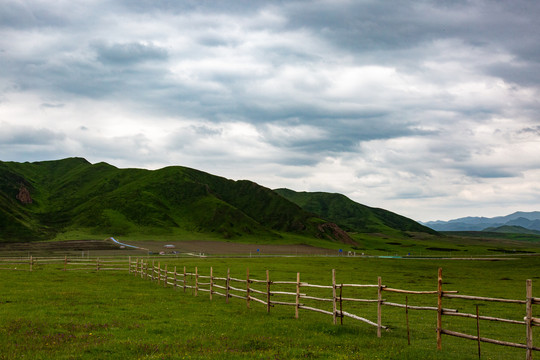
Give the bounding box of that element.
[129,240,337,255]
[0,239,337,257]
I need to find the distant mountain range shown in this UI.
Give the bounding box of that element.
[0,158,435,243]
[423,212,540,233]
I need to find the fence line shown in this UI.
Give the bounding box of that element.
[435,268,539,359]
[129,259,538,359]
[0,256,129,272]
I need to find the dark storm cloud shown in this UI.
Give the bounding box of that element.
[0,0,67,29]
[94,42,168,65]
[0,125,65,145]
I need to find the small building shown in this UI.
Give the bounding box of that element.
[163,244,175,249]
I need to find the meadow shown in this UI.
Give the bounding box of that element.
[1,255,538,359]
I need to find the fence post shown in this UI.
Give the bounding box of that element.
[377,276,382,337]
[526,279,533,360]
[152,260,155,281]
[476,304,481,360]
[195,266,199,297]
[64,255,67,271]
[226,268,230,304]
[174,266,178,290]
[29,256,33,272]
[246,268,250,309]
[266,270,271,313]
[339,284,343,325]
[332,269,337,325]
[145,260,149,280]
[210,267,213,300]
[96,257,100,272]
[142,259,145,279]
[183,266,186,292]
[406,296,411,346]
[157,262,161,285]
[296,272,300,319]
[437,268,443,350]
[164,264,168,288]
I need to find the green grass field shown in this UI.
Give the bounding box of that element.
[1,256,539,359]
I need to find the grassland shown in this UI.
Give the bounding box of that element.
[1,255,538,359]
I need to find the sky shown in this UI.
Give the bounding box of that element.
[1,0,540,222]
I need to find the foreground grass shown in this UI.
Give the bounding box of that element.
[1,257,539,359]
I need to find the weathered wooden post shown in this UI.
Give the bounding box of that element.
[295,272,300,319]
[406,296,410,345]
[332,269,337,325]
[145,260,148,280]
[183,266,187,292]
[246,268,251,309]
[29,256,33,272]
[526,279,533,360]
[64,255,67,271]
[476,305,481,360]
[96,257,100,272]
[226,268,230,304]
[339,284,343,325]
[174,266,178,290]
[437,268,443,350]
[266,270,271,313]
[377,276,382,337]
[157,262,161,285]
[164,264,168,288]
[142,259,145,278]
[210,267,213,300]
[195,266,199,297]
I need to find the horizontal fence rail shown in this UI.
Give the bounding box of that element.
[0,256,130,272]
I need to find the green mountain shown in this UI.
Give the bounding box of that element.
[0,158,352,243]
[274,188,437,235]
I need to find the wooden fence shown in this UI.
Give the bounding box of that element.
[0,256,128,271]
[436,268,540,360]
[130,258,539,359]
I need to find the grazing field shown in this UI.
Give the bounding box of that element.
[1,256,539,359]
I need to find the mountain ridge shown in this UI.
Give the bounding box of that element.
[424,211,540,232]
[274,188,437,235]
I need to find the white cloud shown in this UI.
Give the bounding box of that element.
[1,0,540,222]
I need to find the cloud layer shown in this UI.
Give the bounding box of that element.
[1,0,540,221]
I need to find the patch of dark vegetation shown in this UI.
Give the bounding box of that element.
[499,277,512,281]
[425,247,460,252]
[386,242,402,245]
[487,248,536,253]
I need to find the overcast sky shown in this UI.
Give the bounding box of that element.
[1,0,540,222]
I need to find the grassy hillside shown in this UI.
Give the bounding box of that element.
[0,158,347,243]
[274,188,437,235]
